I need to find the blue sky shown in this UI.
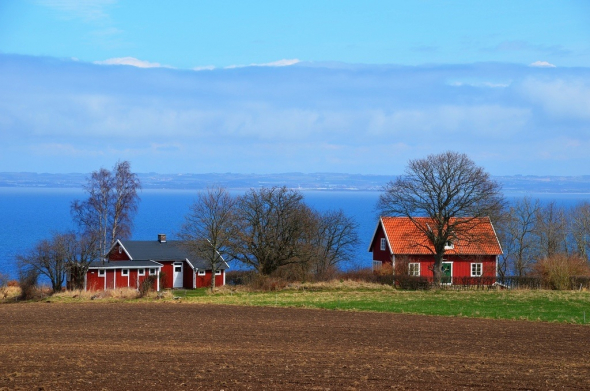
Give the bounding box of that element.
[0,1,589,175]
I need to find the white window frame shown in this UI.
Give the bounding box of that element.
[372,260,382,271]
[380,238,386,251]
[149,268,157,276]
[121,269,129,276]
[98,269,105,277]
[408,263,420,276]
[197,270,206,276]
[215,270,221,275]
[138,268,145,276]
[471,263,483,277]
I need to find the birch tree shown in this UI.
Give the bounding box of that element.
[71,161,141,258]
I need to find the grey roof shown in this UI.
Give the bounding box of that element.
[89,260,163,269]
[118,240,229,270]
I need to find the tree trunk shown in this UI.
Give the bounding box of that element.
[210,268,216,291]
[433,252,444,287]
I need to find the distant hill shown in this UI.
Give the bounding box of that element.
[1,172,590,193]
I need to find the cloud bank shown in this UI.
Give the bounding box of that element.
[1,54,589,175]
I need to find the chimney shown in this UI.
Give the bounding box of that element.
[158,234,167,243]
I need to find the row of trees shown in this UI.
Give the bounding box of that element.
[17,161,141,292]
[179,186,359,289]
[497,197,590,278]
[16,162,359,292]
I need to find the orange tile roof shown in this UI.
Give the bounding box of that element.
[379,216,502,255]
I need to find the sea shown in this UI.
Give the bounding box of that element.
[1,187,589,280]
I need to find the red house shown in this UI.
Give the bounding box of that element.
[369,217,502,285]
[85,234,228,291]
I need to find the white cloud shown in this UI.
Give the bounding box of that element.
[193,65,216,71]
[94,57,170,68]
[225,59,300,69]
[256,59,300,67]
[530,61,556,68]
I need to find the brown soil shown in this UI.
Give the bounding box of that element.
[0,303,589,390]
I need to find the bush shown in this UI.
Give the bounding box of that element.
[337,268,395,285]
[226,270,257,286]
[138,276,157,298]
[158,271,167,290]
[18,268,39,300]
[534,254,590,290]
[394,275,430,290]
[248,275,289,291]
[0,273,8,300]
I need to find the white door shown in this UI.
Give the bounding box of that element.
[173,262,183,288]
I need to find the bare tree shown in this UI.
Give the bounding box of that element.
[534,201,568,259]
[17,232,70,292]
[499,197,540,277]
[64,232,100,290]
[377,151,504,285]
[309,209,359,279]
[71,161,141,258]
[570,202,590,260]
[179,187,236,291]
[230,186,315,275]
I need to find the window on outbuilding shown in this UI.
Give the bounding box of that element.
[471,263,483,277]
[98,269,105,277]
[215,270,221,275]
[372,260,382,271]
[408,263,420,276]
[138,268,145,276]
[121,269,129,276]
[149,268,157,275]
[380,238,387,251]
[198,270,206,276]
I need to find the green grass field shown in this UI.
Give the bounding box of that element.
[24,282,590,325]
[170,286,590,324]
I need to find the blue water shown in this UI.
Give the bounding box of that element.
[1,188,589,280]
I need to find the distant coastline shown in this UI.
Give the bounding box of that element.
[1,172,590,194]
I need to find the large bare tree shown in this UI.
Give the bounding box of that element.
[71,161,141,258]
[569,202,590,260]
[534,201,568,259]
[64,232,100,290]
[309,209,359,279]
[230,186,315,275]
[499,197,540,276]
[179,187,236,291]
[17,232,69,293]
[377,151,504,285]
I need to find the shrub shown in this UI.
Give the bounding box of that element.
[337,267,394,285]
[534,254,590,290]
[248,275,289,291]
[0,273,8,300]
[159,271,167,289]
[226,270,257,286]
[394,275,430,290]
[138,276,157,298]
[18,268,39,300]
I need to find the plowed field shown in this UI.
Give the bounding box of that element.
[1,303,589,390]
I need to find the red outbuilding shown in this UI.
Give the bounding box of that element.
[369,217,502,285]
[85,234,228,291]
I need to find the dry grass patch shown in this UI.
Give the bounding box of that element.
[0,286,21,301]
